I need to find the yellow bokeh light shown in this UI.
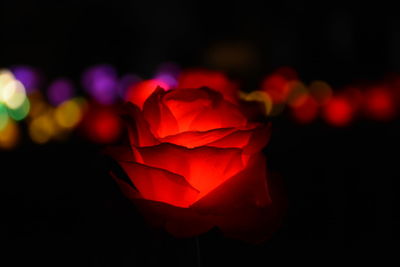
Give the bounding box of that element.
[0,119,19,150]
[287,81,308,108]
[309,80,333,105]
[270,102,286,116]
[240,90,273,115]
[29,113,57,144]
[54,99,83,129]
[28,91,54,120]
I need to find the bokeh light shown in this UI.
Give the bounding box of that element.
[28,91,51,119]
[323,96,354,127]
[2,63,400,150]
[291,95,319,124]
[11,65,40,93]
[8,97,30,121]
[261,67,298,104]
[54,98,85,129]
[82,107,122,143]
[118,74,141,99]
[0,119,19,149]
[309,80,333,105]
[82,65,118,105]
[363,87,395,121]
[47,78,75,106]
[0,70,15,91]
[286,81,308,108]
[0,103,9,130]
[154,62,180,88]
[29,113,58,144]
[177,69,238,103]
[1,79,27,109]
[240,90,273,115]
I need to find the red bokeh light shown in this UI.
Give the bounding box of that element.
[261,74,291,103]
[363,88,395,121]
[83,107,122,143]
[291,96,319,124]
[261,67,297,104]
[322,96,354,127]
[177,69,238,102]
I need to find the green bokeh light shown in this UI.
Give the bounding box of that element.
[8,97,30,121]
[0,104,9,131]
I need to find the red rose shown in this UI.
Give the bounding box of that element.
[109,86,285,243]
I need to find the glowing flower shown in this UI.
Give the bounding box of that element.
[109,86,285,242]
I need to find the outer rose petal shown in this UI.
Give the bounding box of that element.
[135,143,244,199]
[190,153,285,242]
[192,153,271,212]
[123,103,159,147]
[142,87,179,138]
[118,161,199,208]
[207,123,272,154]
[159,123,271,151]
[112,153,286,243]
[125,79,169,109]
[131,198,216,238]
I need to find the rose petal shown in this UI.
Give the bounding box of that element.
[142,88,179,138]
[111,171,216,237]
[113,154,286,243]
[110,171,141,199]
[118,161,199,208]
[162,88,220,132]
[192,153,270,211]
[191,154,286,243]
[126,80,167,109]
[159,123,270,152]
[136,143,244,198]
[123,102,159,147]
[131,198,215,238]
[189,100,247,132]
[208,123,272,154]
[160,127,237,148]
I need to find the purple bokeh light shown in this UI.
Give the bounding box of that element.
[82,65,118,105]
[47,78,75,106]
[154,62,180,88]
[11,65,40,93]
[118,74,141,99]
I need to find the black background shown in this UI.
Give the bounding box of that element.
[1,1,398,266]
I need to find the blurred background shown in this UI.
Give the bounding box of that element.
[1,1,398,266]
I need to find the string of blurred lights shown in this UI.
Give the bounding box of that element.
[1,64,399,150]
